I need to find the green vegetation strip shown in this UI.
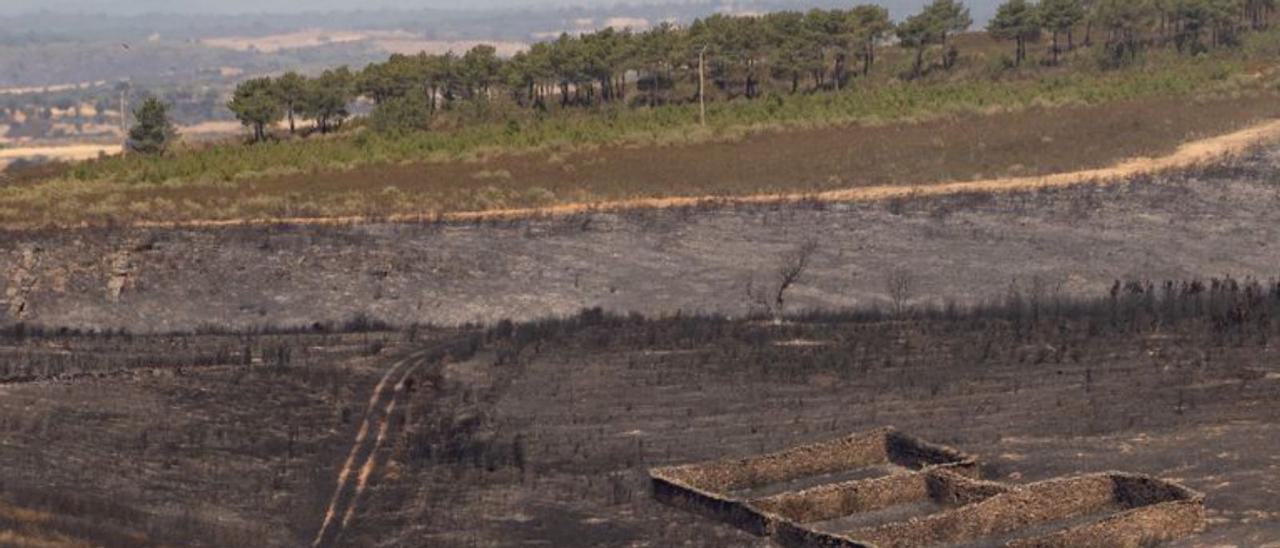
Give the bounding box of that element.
[67,51,1256,185]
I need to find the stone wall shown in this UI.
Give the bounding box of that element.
[651,430,1206,548]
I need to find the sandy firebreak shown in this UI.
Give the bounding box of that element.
[107,117,1280,231]
[0,144,122,168]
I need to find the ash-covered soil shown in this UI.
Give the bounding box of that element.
[343,314,1280,547]
[0,332,406,546]
[0,309,1276,546]
[3,149,1280,334]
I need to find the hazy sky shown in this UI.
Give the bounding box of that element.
[3,0,997,17]
[7,0,636,16]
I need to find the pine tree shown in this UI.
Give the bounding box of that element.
[847,5,894,77]
[1041,0,1086,63]
[1094,0,1156,64]
[924,0,974,69]
[990,0,1042,66]
[228,78,282,143]
[273,72,307,135]
[897,12,937,78]
[127,97,176,154]
[301,68,354,134]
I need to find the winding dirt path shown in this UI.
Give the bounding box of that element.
[75,116,1280,232]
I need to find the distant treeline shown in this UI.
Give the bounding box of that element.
[220,0,1277,141]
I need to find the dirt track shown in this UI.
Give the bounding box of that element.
[313,349,431,548]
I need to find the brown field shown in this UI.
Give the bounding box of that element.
[198,29,527,57]
[11,90,1274,228]
[200,29,375,53]
[375,39,527,57]
[260,94,1279,208]
[0,122,251,172]
[178,121,245,137]
[0,81,109,96]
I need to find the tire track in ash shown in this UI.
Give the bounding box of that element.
[338,359,422,530]
[312,349,426,548]
[313,336,471,548]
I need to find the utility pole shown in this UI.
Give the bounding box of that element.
[698,45,708,127]
[118,82,131,155]
[118,42,133,154]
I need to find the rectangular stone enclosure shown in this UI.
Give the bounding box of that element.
[649,427,1206,547]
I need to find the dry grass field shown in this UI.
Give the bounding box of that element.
[197,29,526,57]
[6,91,1278,226]
[245,94,1280,219]
[0,144,121,171]
[200,30,376,53]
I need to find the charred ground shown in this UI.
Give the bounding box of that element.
[3,284,1276,546]
[1,143,1278,547]
[4,145,1280,333]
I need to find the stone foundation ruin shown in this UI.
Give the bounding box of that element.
[649,428,1206,547]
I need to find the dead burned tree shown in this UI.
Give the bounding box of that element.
[747,239,820,321]
[776,239,820,314]
[886,267,916,317]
